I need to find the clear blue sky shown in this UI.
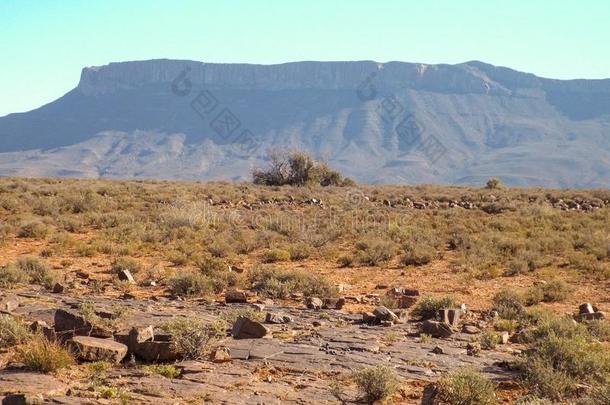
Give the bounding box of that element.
[1,0,609,117]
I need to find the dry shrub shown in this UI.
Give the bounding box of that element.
[161,318,226,360]
[0,315,29,347]
[436,369,497,405]
[492,289,525,320]
[168,272,214,298]
[251,267,337,299]
[17,336,74,373]
[352,365,398,403]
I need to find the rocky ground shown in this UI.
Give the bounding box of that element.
[0,283,531,404]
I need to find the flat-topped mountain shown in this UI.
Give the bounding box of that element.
[0,59,608,187]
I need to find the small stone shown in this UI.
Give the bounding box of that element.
[396,296,418,308]
[421,320,453,338]
[322,297,346,310]
[305,297,323,310]
[225,289,248,304]
[232,317,269,339]
[52,283,64,293]
[575,311,606,322]
[30,320,56,341]
[380,320,393,327]
[265,312,293,324]
[431,346,444,354]
[69,336,127,363]
[579,303,595,315]
[362,312,378,325]
[499,331,510,344]
[117,269,134,283]
[393,309,409,324]
[212,347,231,363]
[466,342,481,356]
[251,303,265,312]
[228,265,244,274]
[438,308,462,327]
[134,341,179,362]
[373,306,398,323]
[312,320,325,327]
[462,324,480,334]
[0,298,19,313]
[388,287,419,297]
[2,394,45,405]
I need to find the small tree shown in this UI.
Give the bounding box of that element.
[486,178,503,190]
[252,150,349,187]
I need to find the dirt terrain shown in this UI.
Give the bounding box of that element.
[0,178,608,404]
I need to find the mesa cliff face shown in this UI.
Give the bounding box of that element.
[0,59,608,187]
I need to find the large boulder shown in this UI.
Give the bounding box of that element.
[114,325,154,353]
[232,317,269,339]
[69,336,127,363]
[421,320,453,338]
[134,341,179,362]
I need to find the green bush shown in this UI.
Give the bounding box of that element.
[436,369,497,405]
[480,331,502,350]
[168,272,214,298]
[492,289,525,320]
[261,248,291,263]
[355,238,395,266]
[411,296,455,320]
[519,317,610,401]
[142,364,181,378]
[352,365,398,403]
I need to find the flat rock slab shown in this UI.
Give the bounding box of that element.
[69,336,128,363]
[0,371,68,396]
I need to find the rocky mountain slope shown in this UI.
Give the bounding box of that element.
[0,59,609,187]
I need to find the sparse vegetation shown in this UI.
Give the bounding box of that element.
[0,315,29,347]
[352,365,399,403]
[161,318,226,359]
[517,314,610,401]
[251,267,337,299]
[411,296,456,320]
[143,364,181,378]
[436,369,497,405]
[492,289,525,320]
[0,177,607,403]
[16,336,74,373]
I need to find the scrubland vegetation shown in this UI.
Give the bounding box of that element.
[0,171,607,403]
